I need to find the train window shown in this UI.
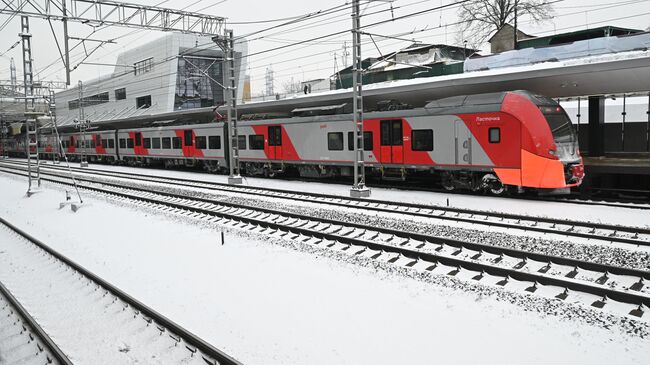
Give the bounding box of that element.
[195,136,206,149]
[238,135,247,150]
[328,132,343,151]
[208,136,221,149]
[411,129,433,151]
[143,138,151,149]
[108,139,115,149]
[364,131,373,151]
[96,135,102,146]
[101,139,107,148]
[127,138,134,148]
[119,139,126,149]
[249,135,264,150]
[380,120,403,146]
[162,137,171,149]
[135,132,142,146]
[347,132,354,151]
[90,140,96,148]
[184,130,193,147]
[152,138,161,149]
[489,127,501,143]
[76,140,80,148]
[172,137,182,149]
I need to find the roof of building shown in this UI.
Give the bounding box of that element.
[487,23,535,43]
[517,26,643,48]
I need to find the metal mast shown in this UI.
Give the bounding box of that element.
[75,80,88,167]
[10,58,17,93]
[214,29,242,184]
[20,16,41,196]
[350,0,370,197]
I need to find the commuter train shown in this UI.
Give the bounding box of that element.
[6,90,584,195]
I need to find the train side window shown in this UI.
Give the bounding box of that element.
[96,135,102,146]
[90,140,96,148]
[152,138,161,149]
[238,135,247,150]
[119,139,126,149]
[489,127,501,143]
[108,139,115,149]
[162,137,171,149]
[208,136,221,149]
[195,136,206,149]
[347,131,354,151]
[328,132,343,151]
[101,139,107,148]
[249,135,264,150]
[127,138,134,148]
[411,129,433,151]
[143,138,151,149]
[172,137,182,149]
[364,131,373,151]
[184,130,193,146]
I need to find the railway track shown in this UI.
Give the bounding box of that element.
[0,216,242,365]
[3,160,650,248]
[0,280,72,365]
[1,164,648,318]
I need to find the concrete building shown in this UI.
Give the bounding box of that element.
[55,33,248,127]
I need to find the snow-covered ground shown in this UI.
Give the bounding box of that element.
[0,171,649,365]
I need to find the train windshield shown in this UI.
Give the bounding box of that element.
[540,106,577,144]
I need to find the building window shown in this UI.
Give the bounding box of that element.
[195,136,207,149]
[238,135,247,150]
[136,95,151,109]
[208,136,221,149]
[411,129,433,151]
[489,127,501,143]
[174,55,223,111]
[328,132,343,151]
[68,91,110,110]
[134,57,153,75]
[152,138,161,149]
[249,135,264,150]
[162,137,171,149]
[115,88,126,100]
[172,137,182,149]
[143,138,151,149]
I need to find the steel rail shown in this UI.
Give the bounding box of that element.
[0,280,73,365]
[0,215,243,365]
[4,160,650,246]
[1,166,648,311]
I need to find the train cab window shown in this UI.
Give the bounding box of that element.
[208,136,221,149]
[152,138,161,149]
[135,132,142,146]
[119,139,126,149]
[489,127,501,143]
[411,129,433,151]
[127,138,134,148]
[143,138,151,149]
[249,135,264,150]
[108,139,115,149]
[195,136,206,149]
[172,137,182,149]
[162,137,171,149]
[328,132,343,151]
[184,130,193,146]
[238,135,247,150]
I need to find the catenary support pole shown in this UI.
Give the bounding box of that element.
[350,0,370,198]
[21,16,41,196]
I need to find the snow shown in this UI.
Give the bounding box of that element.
[1,172,649,365]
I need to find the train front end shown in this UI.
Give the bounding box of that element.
[498,91,584,193]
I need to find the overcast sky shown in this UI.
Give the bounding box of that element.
[1,0,649,95]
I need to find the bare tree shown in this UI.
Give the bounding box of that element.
[456,0,555,46]
[281,77,302,94]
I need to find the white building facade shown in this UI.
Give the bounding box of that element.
[55,33,247,127]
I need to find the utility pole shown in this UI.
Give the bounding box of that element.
[75,80,89,167]
[20,16,41,196]
[213,29,242,184]
[0,119,7,159]
[350,0,370,198]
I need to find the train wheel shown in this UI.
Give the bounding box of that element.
[482,174,506,196]
[441,172,455,191]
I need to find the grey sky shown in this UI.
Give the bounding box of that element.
[1,0,649,94]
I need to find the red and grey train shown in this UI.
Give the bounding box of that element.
[10,90,584,194]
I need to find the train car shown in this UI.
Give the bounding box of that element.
[58,130,118,163]
[116,123,226,171]
[228,90,583,194]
